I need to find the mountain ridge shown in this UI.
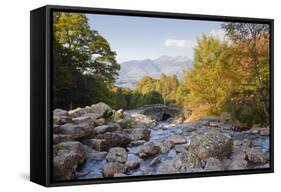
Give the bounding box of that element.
[116,55,193,89]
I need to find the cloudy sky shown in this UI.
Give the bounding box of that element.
[87,14,226,62]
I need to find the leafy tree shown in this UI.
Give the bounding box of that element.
[135,76,157,94]
[222,23,270,126]
[53,12,120,109]
[144,91,164,105]
[184,35,241,117]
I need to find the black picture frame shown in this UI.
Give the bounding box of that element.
[30,4,274,187]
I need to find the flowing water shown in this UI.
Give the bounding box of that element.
[77,111,270,179]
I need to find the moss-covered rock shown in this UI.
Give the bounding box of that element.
[189,131,233,160]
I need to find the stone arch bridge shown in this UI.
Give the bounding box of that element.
[138,104,181,121]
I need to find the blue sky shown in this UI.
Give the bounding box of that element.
[87,14,226,62]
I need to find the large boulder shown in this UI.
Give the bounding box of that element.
[53,141,85,180]
[227,159,248,170]
[110,132,131,147]
[138,142,161,158]
[125,160,141,170]
[157,139,175,153]
[53,109,70,125]
[53,109,68,116]
[245,148,267,164]
[102,162,127,177]
[96,132,131,148]
[82,139,108,151]
[71,116,92,124]
[94,124,120,134]
[94,118,106,126]
[129,128,151,141]
[59,123,86,139]
[53,134,74,144]
[246,127,270,136]
[188,131,233,160]
[59,122,93,139]
[68,107,89,118]
[231,150,246,160]
[204,157,224,171]
[91,102,113,118]
[157,152,199,174]
[167,134,187,144]
[106,147,128,163]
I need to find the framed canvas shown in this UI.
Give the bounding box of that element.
[30,5,274,187]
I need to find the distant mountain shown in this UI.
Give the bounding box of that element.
[116,55,193,89]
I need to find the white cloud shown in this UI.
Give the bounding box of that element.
[164,39,196,48]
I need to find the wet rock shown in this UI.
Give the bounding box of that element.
[129,140,146,146]
[231,150,246,160]
[254,163,270,169]
[162,139,175,151]
[174,144,189,153]
[245,148,267,164]
[125,160,141,169]
[53,109,68,116]
[168,134,187,144]
[129,128,151,141]
[113,173,127,177]
[259,128,270,136]
[96,132,131,148]
[59,123,86,139]
[157,152,199,174]
[53,124,61,134]
[227,159,248,170]
[53,115,69,125]
[173,152,199,169]
[106,147,128,163]
[53,109,70,125]
[149,155,161,166]
[53,141,85,180]
[246,127,270,136]
[188,131,233,160]
[71,116,91,124]
[102,162,127,177]
[53,134,74,144]
[154,140,174,154]
[91,102,113,118]
[94,124,120,134]
[82,113,100,121]
[94,118,105,126]
[185,126,197,132]
[204,157,224,171]
[139,142,161,158]
[110,132,131,147]
[82,139,108,151]
[68,107,88,118]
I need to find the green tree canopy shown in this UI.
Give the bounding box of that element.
[53,12,120,109]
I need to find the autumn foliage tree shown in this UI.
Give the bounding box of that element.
[184,23,270,127]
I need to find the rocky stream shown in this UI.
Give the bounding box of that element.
[53,102,270,181]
